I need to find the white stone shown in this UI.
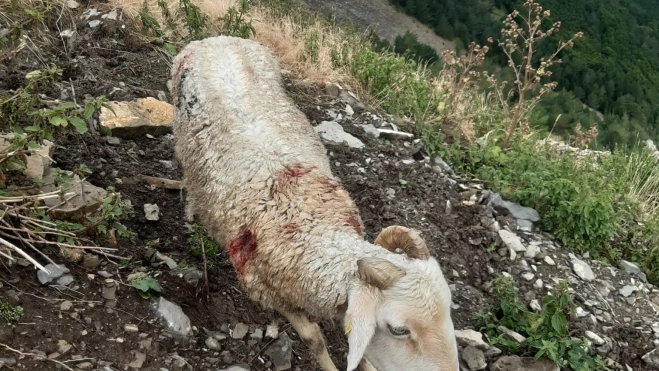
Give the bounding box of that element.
[498,230,527,252]
[544,256,556,265]
[571,258,596,281]
[314,121,364,149]
[585,331,605,346]
[455,329,489,350]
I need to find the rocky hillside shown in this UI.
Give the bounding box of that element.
[0,1,658,371]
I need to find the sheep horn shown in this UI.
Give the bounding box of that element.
[373,225,430,260]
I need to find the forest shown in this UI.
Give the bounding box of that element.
[387,0,659,149]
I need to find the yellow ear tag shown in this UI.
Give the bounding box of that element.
[344,317,353,335]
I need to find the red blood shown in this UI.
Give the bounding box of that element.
[271,164,317,195]
[171,53,192,99]
[227,229,258,275]
[345,214,362,236]
[283,223,301,233]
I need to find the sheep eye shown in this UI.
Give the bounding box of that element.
[387,324,410,337]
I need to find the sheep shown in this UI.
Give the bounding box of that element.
[170,35,459,371]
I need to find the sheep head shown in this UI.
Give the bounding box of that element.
[343,226,459,371]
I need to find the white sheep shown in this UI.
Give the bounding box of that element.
[170,35,459,371]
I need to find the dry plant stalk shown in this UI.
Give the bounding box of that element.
[0,187,122,274]
[484,0,583,150]
[568,123,599,149]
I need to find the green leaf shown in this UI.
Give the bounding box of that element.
[69,116,88,134]
[49,115,68,127]
[57,102,76,110]
[25,125,41,132]
[131,276,162,293]
[83,104,95,119]
[97,224,107,234]
[551,311,567,335]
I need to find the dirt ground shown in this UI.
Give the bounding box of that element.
[0,2,654,371]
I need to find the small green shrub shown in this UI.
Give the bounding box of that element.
[475,276,609,370]
[218,0,256,39]
[0,301,23,323]
[189,222,228,268]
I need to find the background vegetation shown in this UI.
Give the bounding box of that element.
[388,0,659,150]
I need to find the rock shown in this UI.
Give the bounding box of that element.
[619,285,636,297]
[338,90,364,110]
[462,345,487,370]
[266,325,279,339]
[205,337,221,350]
[58,340,72,354]
[432,156,455,175]
[99,97,173,139]
[0,358,17,368]
[251,328,264,342]
[377,128,414,141]
[265,332,292,370]
[81,254,101,269]
[530,299,542,312]
[344,104,354,116]
[232,323,249,339]
[497,326,526,344]
[524,245,541,259]
[533,279,544,290]
[585,330,605,346]
[491,356,559,371]
[37,264,71,285]
[498,230,526,253]
[621,260,641,276]
[181,267,203,285]
[124,324,139,333]
[484,346,502,359]
[151,297,192,337]
[128,351,146,369]
[455,329,489,350]
[571,258,596,281]
[60,300,73,311]
[144,203,160,221]
[313,121,364,149]
[219,366,250,371]
[516,219,534,231]
[57,274,74,286]
[77,362,94,370]
[40,171,107,222]
[544,256,556,265]
[324,82,342,97]
[488,193,540,222]
[521,272,535,281]
[153,251,177,269]
[643,348,659,367]
[361,124,380,138]
[106,136,121,146]
[0,135,55,181]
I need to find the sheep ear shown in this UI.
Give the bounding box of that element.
[345,286,377,371]
[344,259,405,370]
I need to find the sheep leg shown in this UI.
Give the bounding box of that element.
[279,310,339,371]
[358,358,377,371]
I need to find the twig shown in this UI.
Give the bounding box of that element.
[201,238,210,302]
[0,236,49,273]
[0,342,74,371]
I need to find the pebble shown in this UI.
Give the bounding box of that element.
[60,300,73,311]
[205,337,221,350]
[124,324,139,333]
[232,323,249,339]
